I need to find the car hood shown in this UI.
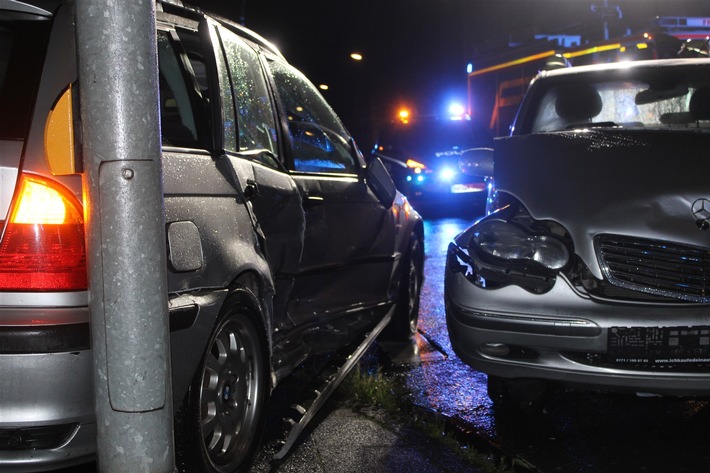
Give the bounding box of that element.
[494,129,710,279]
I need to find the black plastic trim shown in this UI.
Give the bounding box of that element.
[0,323,90,354]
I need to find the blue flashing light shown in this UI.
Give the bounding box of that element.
[439,167,456,181]
[416,175,425,183]
[406,175,412,182]
[466,63,473,74]
[448,102,466,120]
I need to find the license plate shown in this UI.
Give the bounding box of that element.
[608,326,710,364]
[451,183,485,194]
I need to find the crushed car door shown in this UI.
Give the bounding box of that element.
[267,58,397,330]
[208,22,305,332]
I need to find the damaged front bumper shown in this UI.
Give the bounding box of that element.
[445,242,710,397]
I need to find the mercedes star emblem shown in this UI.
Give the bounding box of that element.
[691,198,710,230]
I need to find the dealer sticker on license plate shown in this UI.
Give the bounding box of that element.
[608,326,710,364]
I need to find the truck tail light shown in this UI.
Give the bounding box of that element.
[0,173,87,291]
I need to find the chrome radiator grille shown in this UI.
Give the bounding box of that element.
[596,234,710,303]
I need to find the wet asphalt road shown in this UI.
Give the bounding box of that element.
[392,212,710,473]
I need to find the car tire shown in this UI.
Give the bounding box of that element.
[183,293,269,473]
[383,235,423,341]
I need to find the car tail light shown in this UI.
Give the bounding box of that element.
[0,173,86,291]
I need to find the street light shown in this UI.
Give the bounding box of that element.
[398,108,411,123]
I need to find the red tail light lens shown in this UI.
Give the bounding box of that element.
[0,173,87,291]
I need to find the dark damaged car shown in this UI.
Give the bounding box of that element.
[446,59,710,405]
[0,1,423,471]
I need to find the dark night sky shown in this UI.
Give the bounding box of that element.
[195,0,710,147]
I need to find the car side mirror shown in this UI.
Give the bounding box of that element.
[459,147,493,178]
[366,157,396,208]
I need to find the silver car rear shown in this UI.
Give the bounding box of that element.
[0,1,96,469]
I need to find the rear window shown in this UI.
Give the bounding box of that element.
[0,19,50,140]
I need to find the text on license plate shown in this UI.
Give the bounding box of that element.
[608,326,710,364]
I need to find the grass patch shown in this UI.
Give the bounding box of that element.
[340,364,404,413]
[339,363,516,473]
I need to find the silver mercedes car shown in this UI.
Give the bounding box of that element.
[446,59,710,407]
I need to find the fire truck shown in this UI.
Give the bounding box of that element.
[468,16,710,136]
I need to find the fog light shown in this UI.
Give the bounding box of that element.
[479,343,510,357]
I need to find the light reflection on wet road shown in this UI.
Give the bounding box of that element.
[402,217,497,437]
[402,216,710,473]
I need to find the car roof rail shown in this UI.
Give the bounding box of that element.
[160,0,283,59]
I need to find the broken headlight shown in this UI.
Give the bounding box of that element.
[473,220,569,270]
[467,218,571,292]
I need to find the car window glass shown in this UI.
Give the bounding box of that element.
[268,60,358,174]
[209,25,238,151]
[530,79,700,133]
[157,31,199,147]
[217,26,279,168]
[0,20,50,140]
[175,28,209,98]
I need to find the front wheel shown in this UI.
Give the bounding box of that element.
[383,235,424,341]
[185,302,269,473]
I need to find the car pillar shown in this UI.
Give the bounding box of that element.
[75,1,175,472]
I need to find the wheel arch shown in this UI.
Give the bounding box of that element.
[179,283,272,473]
[225,269,277,388]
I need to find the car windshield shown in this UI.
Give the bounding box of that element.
[377,119,492,161]
[526,66,710,134]
[0,19,50,140]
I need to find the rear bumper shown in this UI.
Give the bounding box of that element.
[0,349,96,471]
[0,422,96,472]
[0,301,96,472]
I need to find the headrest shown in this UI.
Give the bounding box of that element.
[689,86,710,121]
[555,84,603,123]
